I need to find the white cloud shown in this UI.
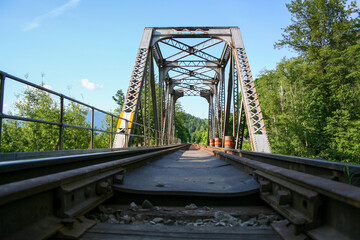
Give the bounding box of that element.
[23,0,81,31]
[81,79,103,90]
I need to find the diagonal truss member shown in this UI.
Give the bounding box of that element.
[114,27,271,153]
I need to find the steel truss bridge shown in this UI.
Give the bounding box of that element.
[114,27,271,152]
[0,27,360,240]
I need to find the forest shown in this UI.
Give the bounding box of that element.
[255,0,360,163]
[174,105,208,145]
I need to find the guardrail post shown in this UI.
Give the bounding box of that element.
[156,130,158,146]
[110,115,113,149]
[0,72,5,148]
[150,129,153,146]
[125,120,128,147]
[144,125,147,147]
[90,108,94,149]
[57,95,64,150]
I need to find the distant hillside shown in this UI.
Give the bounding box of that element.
[175,109,208,144]
[86,110,112,130]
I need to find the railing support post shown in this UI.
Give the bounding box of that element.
[57,95,64,150]
[0,72,5,149]
[110,116,113,149]
[125,120,128,147]
[90,108,94,149]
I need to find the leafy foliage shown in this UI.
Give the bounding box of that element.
[112,89,125,112]
[257,0,360,163]
[175,103,208,144]
[1,85,91,152]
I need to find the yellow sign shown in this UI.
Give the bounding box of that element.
[116,112,134,129]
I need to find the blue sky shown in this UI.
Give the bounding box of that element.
[0,0,296,118]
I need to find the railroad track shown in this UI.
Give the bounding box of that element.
[0,144,186,239]
[0,144,359,240]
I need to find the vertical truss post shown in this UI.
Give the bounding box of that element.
[218,68,226,138]
[158,68,166,145]
[162,82,171,145]
[172,100,176,142]
[207,92,215,141]
[167,94,175,143]
[239,105,246,150]
[235,101,244,149]
[211,93,216,139]
[231,27,271,152]
[149,52,159,146]
[223,53,233,142]
[213,84,219,139]
[143,71,150,145]
[141,98,147,146]
[208,103,211,145]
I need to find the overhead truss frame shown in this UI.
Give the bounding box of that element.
[114,27,271,152]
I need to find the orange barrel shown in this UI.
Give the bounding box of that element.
[214,138,222,147]
[224,136,234,149]
[209,139,214,147]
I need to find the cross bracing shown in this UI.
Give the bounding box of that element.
[114,27,271,153]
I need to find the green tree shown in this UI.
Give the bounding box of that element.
[257,0,360,163]
[1,85,92,152]
[112,89,125,113]
[92,89,126,148]
[174,103,208,144]
[1,85,59,152]
[275,0,359,57]
[62,102,91,150]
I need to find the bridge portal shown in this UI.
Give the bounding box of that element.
[114,27,271,153]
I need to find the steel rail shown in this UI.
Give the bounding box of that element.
[0,145,184,185]
[202,145,360,186]
[0,144,187,239]
[200,145,360,240]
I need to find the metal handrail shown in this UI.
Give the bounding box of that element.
[0,71,179,151]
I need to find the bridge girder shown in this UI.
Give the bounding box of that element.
[114,27,271,153]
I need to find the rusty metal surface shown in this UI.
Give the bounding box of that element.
[113,149,259,196]
[0,145,183,185]
[0,144,186,240]
[202,147,360,240]
[203,145,360,186]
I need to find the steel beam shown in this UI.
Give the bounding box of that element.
[149,52,159,145]
[115,27,271,152]
[223,52,233,141]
